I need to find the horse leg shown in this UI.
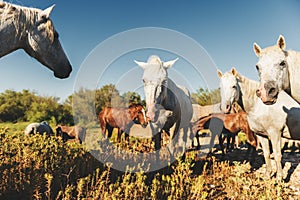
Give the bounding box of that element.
[268,130,283,180]
[257,135,272,179]
[100,121,107,137]
[107,125,113,139]
[207,130,221,155]
[193,130,201,150]
[230,133,236,150]
[153,131,162,161]
[226,132,231,152]
[117,129,123,143]
[219,133,226,155]
[168,123,181,158]
[182,126,189,154]
[124,132,130,143]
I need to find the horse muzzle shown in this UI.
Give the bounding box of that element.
[256,82,278,105]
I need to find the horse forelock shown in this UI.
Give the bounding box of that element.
[147,55,162,65]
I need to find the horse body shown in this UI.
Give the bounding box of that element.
[24,121,54,136]
[193,112,257,154]
[56,125,86,143]
[98,104,147,143]
[191,103,222,123]
[135,55,193,158]
[254,35,300,104]
[0,1,71,78]
[218,68,300,180]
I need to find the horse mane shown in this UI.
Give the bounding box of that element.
[236,72,259,99]
[0,1,55,42]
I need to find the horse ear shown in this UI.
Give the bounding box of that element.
[282,106,289,113]
[163,58,179,69]
[231,67,238,76]
[253,42,261,57]
[217,70,223,78]
[41,4,55,19]
[134,60,148,69]
[277,35,286,51]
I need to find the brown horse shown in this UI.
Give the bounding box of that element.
[98,104,148,143]
[193,112,257,154]
[56,125,86,144]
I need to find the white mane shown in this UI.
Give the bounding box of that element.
[0,1,54,40]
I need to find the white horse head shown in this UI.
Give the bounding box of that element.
[25,5,72,78]
[0,2,72,78]
[217,68,240,113]
[253,35,289,104]
[134,55,178,121]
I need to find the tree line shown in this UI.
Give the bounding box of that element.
[0,84,220,124]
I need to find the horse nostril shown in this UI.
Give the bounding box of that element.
[268,87,278,97]
[226,104,230,110]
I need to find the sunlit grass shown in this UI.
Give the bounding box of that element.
[0,123,297,199]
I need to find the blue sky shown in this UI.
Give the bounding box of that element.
[1,0,300,101]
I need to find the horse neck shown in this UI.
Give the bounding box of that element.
[161,78,177,109]
[237,76,260,113]
[0,2,37,56]
[287,50,300,102]
[127,107,137,120]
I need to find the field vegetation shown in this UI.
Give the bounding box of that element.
[0,87,297,199]
[0,123,296,199]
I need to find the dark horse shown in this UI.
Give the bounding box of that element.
[98,104,148,143]
[192,112,257,155]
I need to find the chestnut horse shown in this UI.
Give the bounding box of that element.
[56,125,86,144]
[98,104,147,143]
[193,112,257,155]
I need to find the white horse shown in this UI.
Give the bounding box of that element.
[218,68,300,180]
[24,121,54,136]
[254,35,300,104]
[135,55,193,159]
[0,1,72,78]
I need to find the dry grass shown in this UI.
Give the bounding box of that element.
[0,124,297,199]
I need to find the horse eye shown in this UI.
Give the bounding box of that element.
[255,65,259,71]
[279,61,286,67]
[232,85,236,89]
[40,16,48,23]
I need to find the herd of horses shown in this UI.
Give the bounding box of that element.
[24,121,86,144]
[2,1,300,181]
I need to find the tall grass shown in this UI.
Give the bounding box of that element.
[0,125,296,199]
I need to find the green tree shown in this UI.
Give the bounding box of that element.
[0,90,35,122]
[122,91,145,106]
[0,89,74,124]
[72,88,97,125]
[94,84,123,114]
[191,88,221,106]
[25,96,60,123]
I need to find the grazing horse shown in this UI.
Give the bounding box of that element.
[135,55,193,159]
[218,68,300,180]
[24,121,54,136]
[192,112,257,155]
[0,1,72,78]
[98,104,147,143]
[254,35,300,104]
[56,125,86,144]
